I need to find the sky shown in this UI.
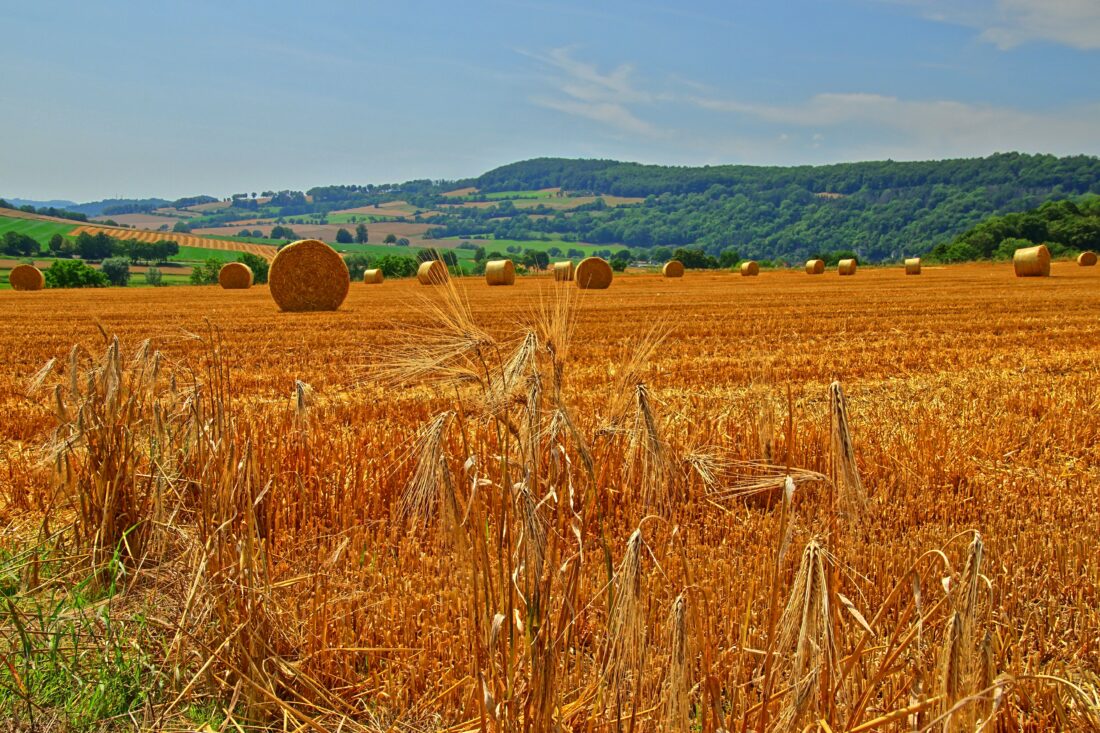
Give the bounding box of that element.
[2,0,1098,201]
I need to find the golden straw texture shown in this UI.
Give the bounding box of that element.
[485,259,516,286]
[662,260,685,278]
[1013,245,1050,277]
[8,264,45,291]
[268,239,350,311]
[417,259,448,285]
[575,257,613,289]
[218,262,253,289]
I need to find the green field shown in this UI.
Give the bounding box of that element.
[0,215,78,250]
[480,190,559,200]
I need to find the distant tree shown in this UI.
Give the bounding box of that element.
[473,246,486,262]
[567,248,584,259]
[152,240,180,262]
[355,223,369,243]
[236,252,270,284]
[718,248,741,268]
[396,237,410,247]
[506,245,520,254]
[547,246,562,257]
[238,229,253,237]
[173,220,192,233]
[75,231,116,260]
[672,247,718,269]
[251,229,263,238]
[383,233,397,244]
[145,267,165,286]
[48,233,65,255]
[373,254,419,278]
[2,231,39,257]
[335,228,354,244]
[522,249,549,270]
[189,258,222,285]
[101,257,131,286]
[43,260,108,288]
[343,253,372,280]
[609,254,629,272]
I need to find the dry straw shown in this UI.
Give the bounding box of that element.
[1013,244,1050,277]
[838,258,858,276]
[218,262,253,289]
[268,239,350,312]
[484,259,516,286]
[741,260,760,276]
[552,261,574,281]
[1077,251,1097,267]
[363,268,384,284]
[662,260,685,278]
[805,259,825,275]
[575,256,613,289]
[417,259,448,285]
[905,257,922,275]
[9,264,45,291]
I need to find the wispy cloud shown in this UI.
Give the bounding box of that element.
[884,0,1100,50]
[690,91,1100,158]
[521,47,665,137]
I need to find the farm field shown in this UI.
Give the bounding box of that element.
[91,212,182,229]
[194,220,438,247]
[0,262,1098,730]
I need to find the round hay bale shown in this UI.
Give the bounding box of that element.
[838,259,858,276]
[575,257,613,290]
[805,259,825,275]
[740,261,760,277]
[552,261,574,282]
[9,264,44,291]
[485,259,516,286]
[662,260,685,278]
[904,257,921,275]
[1013,244,1051,277]
[417,259,448,285]
[363,268,384,284]
[1077,251,1097,267]
[268,239,350,312]
[218,262,253,289]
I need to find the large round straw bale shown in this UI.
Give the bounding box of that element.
[218,262,253,289]
[1077,251,1097,267]
[904,257,921,275]
[417,259,448,285]
[553,261,574,281]
[268,239,350,311]
[740,261,760,277]
[485,259,516,286]
[662,260,685,278]
[575,257,613,289]
[1013,244,1050,277]
[363,268,384,283]
[805,259,825,275]
[838,258,858,276]
[9,264,44,291]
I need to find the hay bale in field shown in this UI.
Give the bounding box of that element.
[8,264,44,291]
[553,261,574,281]
[485,259,516,286]
[575,257,613,289]
[417,259,448,285]
[268,239,350,312]
[662,260,685,278]
[218,262,253,289]
[363,268,384,284]
[1078,251,1097,267]
[904,257,921,275]
[805,259,825,275]
[838,259,858,276]
[740,261,760,277]
[1013,244,1050,278]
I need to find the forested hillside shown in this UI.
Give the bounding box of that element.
[423,153,1100,262]
[930,195,1100,262]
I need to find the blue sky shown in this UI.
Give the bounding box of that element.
[2,0,1098,201]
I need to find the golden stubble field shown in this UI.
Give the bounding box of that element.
[0,262,1097,731]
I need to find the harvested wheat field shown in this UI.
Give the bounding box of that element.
[0,262,1098,731]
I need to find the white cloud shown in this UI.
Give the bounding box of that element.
[521,47,664,137]
[887,0,1100,50]
[690,91,1100,159]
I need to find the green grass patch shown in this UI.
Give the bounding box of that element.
[0,215,79,250]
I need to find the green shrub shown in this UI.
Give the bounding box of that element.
[145,267,165,286]
[101,257,131,286]
[43,260,108,288]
